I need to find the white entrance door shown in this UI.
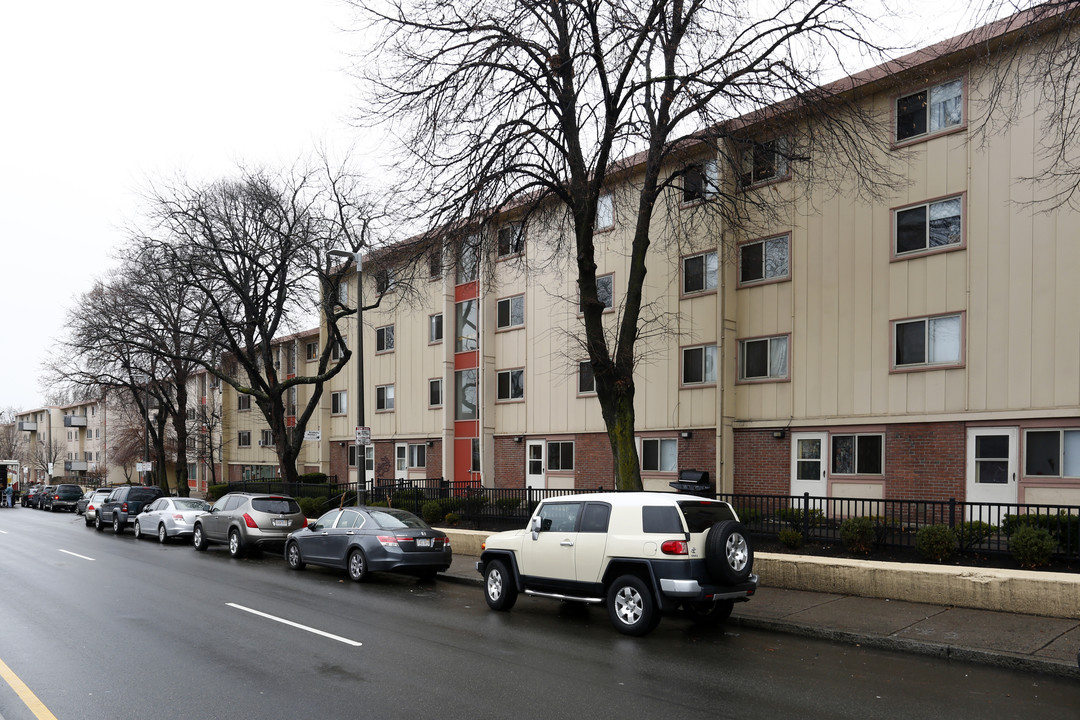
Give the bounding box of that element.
[395,443,408,481]
[966,428,1018,521]
[790,432,828,498]
[525,440,545,490]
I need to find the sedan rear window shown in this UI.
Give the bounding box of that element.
[677,500,737,533]
[251,497,301,514]
[368,509,429,530]
[175,499,210,511]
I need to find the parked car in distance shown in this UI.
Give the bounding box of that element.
[42,484,83,512]
[477,491,758,636]
[84,488,114,527]
[285,506,452,582]
[96,486,166,534]
[33,486,56,510]
[134,497,211,543]
[76,489,99,515]
[21,485,42,507]
[193,493,306,558]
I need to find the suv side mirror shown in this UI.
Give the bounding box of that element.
[530,515,542,540]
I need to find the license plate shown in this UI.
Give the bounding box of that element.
[416,538,431,548]
[272,519,290,527]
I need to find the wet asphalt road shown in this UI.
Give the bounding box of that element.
[1,506,1078,720]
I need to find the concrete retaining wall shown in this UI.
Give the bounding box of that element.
[443,529,1080,619]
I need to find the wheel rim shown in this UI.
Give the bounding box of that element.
[350,552,364,578]
[229,532,239,554]
[725,532,749,572]
[134,522,141,538]
[614,586,644,625]
[288,544,300,567]
[194,528,202,546]
[487,569,503,600]
[114,517,120,532]
[158,525,166,543]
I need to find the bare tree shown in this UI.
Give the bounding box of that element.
[356,0,900,489]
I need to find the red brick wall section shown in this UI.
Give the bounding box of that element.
[426,440,442,479]
[494,437,524,488]
[329,442,348,483]
[677,431,716,482]
[374,440,394,481]
[884,422,966,501]
[575,433,616,490]
[733,429,790,495]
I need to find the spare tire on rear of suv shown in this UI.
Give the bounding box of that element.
[705,520,753,584]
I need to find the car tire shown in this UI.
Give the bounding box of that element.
[606,575,659,636]
[95,515,104,532]
[228,529,245,558]
[705,520,753,584]
[682,599,735,626]
[286,541,305,570]
[158,524,168,544]
[483,560,518,611]
[113,515,123,535]
[193,524,207,551]
[85,515,93,527]
[347,548,369,582]
[134,520,143,540]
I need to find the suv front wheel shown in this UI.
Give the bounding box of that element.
[606,575,658,636]
[483,560,518,611]
[193,525,207,551]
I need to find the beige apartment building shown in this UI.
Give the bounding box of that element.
[15,399,128,487]
[202,12,1080,509]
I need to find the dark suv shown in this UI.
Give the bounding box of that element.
[43,484,83,512]
[96,486,166,534]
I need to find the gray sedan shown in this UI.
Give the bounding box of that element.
[285,506,452,581]
[134,497,211,543]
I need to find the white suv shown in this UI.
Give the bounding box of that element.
[477,492,757,636]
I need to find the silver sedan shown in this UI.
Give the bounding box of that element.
[134,497,211,544]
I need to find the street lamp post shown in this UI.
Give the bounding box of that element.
[328,250,365,496]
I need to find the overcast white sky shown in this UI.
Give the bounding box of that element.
[0,1,983,414]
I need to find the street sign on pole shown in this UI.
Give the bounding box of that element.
[355,426,371,445]
[304,430,322,442]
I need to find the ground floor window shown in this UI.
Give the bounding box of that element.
[1024,429,1080,477]
[831,433,883,475]
[547,441,574,471]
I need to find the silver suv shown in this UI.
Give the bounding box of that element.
[193,493,307,558]
[477,492,757,636]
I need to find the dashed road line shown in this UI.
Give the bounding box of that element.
[226,603,363,647]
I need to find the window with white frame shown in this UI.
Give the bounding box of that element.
[1025,429,1080,477]
[331,390,347,415]
[682,159,718,203]
[831,433,884,475]
[429,313,443,343]
[497,295,525,329]
[498,223,524,257]
[238,394,251,411]
[374,267,395,294]
[547,440,574,471]
[455,300,478,352]
[331,335,347,361]
[683,251,718,294]
[429,378,443,408]
[238,431,251,447]
[596,192,614,230]
[895,78,963,142]
[376,325,395,352]
[259,429,273,447]
[306,341,318,361]
[578,361,595,394]
[739,137,787,186]
[455,369,477,420]
[893,314,962,368]
[408,443,427,468]
[640,437,677,472]
[582,274,614,311]
[376,385,395,411]
[895,197,962,255]
[739,335,789,381]
[682,344,718,385]
[497,369,524,401]
[739,235,789,285]
[456,235,479,284]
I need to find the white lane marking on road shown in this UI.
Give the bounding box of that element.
[58,549,95,561]
[227,603,363,647]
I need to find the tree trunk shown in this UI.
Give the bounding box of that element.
[598,377,641,491]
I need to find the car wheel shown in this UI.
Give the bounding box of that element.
[85,514,93,527]
[158,524,168,544]
[286,542,305,570]
[606,575,658,636]
[483,560,518,611]
[193,524,207,551]
[347,548,369,582]
[113,515,123,535]
[134,520,143,540]
[228,529,245,558]
[682,599,735,626]
[705,520,753,584]
[95,515,104,532]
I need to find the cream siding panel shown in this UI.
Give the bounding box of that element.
[1054,209,1080,405]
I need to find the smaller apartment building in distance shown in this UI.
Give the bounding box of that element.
[16,399,127,487]
[213,11,1080,509]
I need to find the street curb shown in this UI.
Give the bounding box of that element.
[727,615,1080,680]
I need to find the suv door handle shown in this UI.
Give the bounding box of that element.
[560,540,575,547]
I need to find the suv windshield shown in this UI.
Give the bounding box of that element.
[676,500,737,533]
[251,498,300,514]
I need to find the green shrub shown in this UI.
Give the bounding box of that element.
[1011,526,1056,569]
[297,496,327,518]
[955,521,995,549]
[494,496,522,513]
[839,516,875,555]
[206,484,229,502]
[1003,512,1079,550]
[776,507,824,529]
[778,527,804,550]
[915,524,957,562]
[734,507,762,523]
[298,472,329,484]
[443,512,461,527]
[421,501,444,524]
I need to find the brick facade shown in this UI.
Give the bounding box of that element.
[733,429,790,495]
[493,437,525,488]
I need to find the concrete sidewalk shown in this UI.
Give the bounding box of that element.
[440,553,1080,679]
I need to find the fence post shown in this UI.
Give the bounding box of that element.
[802,492,811,539]
[948,498,956,529]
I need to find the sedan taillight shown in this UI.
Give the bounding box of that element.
[661,540,688,555]
[377,535,400,547]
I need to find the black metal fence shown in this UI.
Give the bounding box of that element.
[220,480,1080,561]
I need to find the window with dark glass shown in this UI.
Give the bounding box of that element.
[547,441,575,471]
[831,434,883,475]
[739,235,789,284]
